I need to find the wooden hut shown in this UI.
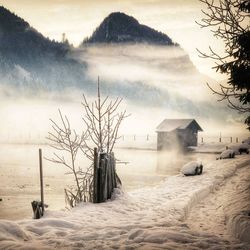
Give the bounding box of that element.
[156,119,203,150]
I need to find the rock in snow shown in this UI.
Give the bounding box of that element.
[181,161,203,176]
[0,156,249,249]
[242,137,250,145]
[217,149,235,160]
[228,143,250,155]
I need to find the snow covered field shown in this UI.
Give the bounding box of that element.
[0,152,249,249]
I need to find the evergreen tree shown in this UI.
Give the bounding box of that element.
[198,0,250,130]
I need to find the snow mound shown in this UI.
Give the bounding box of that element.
[242,137,250,145]
[181,161,203,176]
[228,210,250,243]
[217,149,235,160]
[0,220,30,242]
[228,143,249,155]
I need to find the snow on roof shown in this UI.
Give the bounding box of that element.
[156,119,202,132]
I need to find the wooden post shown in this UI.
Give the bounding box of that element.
[236,137,238,143]
[93,148,98,203]
[92,150,120,203]
[111,152,117,188]
[99,154,105,203]
[102,156,108,202]
[134,135,136,141]
[201,137,203,143]
[39,148,44,216]
[230,137,232,143]
[147,134,149,141]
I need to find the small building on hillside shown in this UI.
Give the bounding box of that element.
[156,119,203,150]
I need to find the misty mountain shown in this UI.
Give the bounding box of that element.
[80,12,196,75]
[82,12,177,45]
[0,7,223,120]
[0,6,86,89]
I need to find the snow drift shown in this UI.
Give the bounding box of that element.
[0,156,249,249]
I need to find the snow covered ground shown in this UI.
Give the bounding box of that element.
[0,144,215,220]
[0,155,249,249]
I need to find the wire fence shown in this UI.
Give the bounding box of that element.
[0,132,247,145]
[199,136,242,144]
[117,134,244,144]
[118,134,157,142]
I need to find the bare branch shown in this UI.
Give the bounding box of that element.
[197,0,249,125]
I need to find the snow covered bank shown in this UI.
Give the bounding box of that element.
[191,142,227,153]
[0,156,249,249]
[186,162,250,246]
[225,164,250,244]
[229,210,250,244]
[193,141,250,155]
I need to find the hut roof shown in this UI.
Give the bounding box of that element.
[156,119,203,132]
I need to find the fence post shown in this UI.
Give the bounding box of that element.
[102,155,108,202]
[111,153,117,188]
[39,149,44,216]
[201,137,203,143]
[230,137,232,143]
[99,153,105,203]
[134,135,136,141]
[236,137,238,143]
[93,148,98,203]
[147,134,149,141]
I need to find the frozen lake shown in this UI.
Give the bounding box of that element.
[0,143,216,220]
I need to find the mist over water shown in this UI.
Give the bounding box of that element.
[0,44,248,142]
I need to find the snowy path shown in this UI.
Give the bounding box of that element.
[0,155,250,249]
[187,163,250,243]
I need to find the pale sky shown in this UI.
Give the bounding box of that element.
[0,0,227,80]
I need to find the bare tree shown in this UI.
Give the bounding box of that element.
[46,78,128,206]
[197,0,250,129]
[81,77,129,159]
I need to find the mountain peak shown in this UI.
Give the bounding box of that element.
[83,12,176,46]
[0,6,30,32]
[106,12,139,25]
[0,6,85,88]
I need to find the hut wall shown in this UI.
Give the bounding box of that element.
[157,129,198,150]
[178,129,198,147]
[157,131,179,150]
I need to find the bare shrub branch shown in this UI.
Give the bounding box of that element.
[46,78,128,207]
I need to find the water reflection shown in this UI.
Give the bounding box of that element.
[156,150,199,175]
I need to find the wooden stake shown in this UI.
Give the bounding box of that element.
[39,148,44,215]
[93,148,98,203]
